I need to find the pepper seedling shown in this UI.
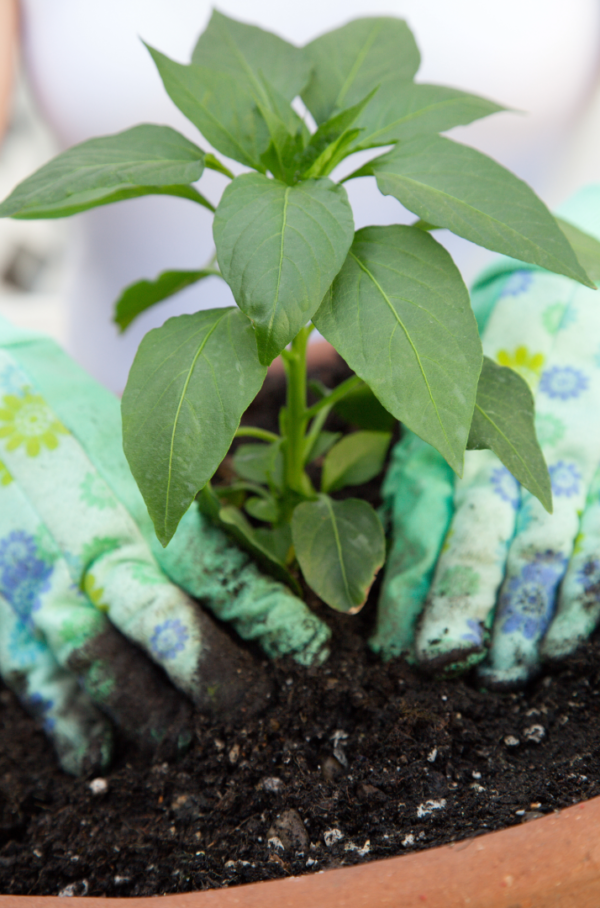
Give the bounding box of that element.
[2,11,600,614]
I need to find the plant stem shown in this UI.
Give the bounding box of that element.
[282,326,311,496]
[304,374,363,420]
[234,427,280,443]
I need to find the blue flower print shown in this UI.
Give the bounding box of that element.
[150,618,189,660]
[576,558,600,594]
[539,366,588,400]
[498,551,566,640]
[549,461,582,498]
[490,466,520,509]
[28,691,55,732]
[7,619,47,668]
[499,270,533,298]
[461,618,484,646]
[0,361,29,399]
[0,531,53,626]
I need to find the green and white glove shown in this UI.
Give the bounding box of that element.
[0,323,330,775]
[372,185,600,688]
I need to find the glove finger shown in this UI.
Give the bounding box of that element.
[369,431,454,660]
[479,279,600,688]
[0,351,270,717]
[6,331,332,667]
[415,449,519,671]
[0,463,192,758]
[416,268,575,673]
[0,593,112,776]
[541,463,600,661]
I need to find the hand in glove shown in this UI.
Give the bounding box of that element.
[0,320,330,775]
[372,185,600,688]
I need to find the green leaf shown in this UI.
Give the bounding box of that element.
[0,125,212,219]
[306,430,342,463]
[468,357,552,512]
[361,135,593,288]
[314,225,482,473]
[331,383,396,431]
[352,82,505,150]
[294,90,377,179]
[254,525,293,564]
[232,442,283,489]
[244,495,280,523]
[147,45,269,170]
[192,10,311,104]
[255,79,309,183]
[114,269,220,332]
[302,17,420,125]
[214,173,355,364]
[121,308,266,545]
[555,216,600,284]
[292,495,385,613]
[321,431,391,492]
[198,485,300,594]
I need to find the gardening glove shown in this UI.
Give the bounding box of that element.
[371,184,600,688]
[0,322,330,776]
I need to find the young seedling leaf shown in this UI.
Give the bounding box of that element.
[360,135,593,288]
[0,125,211,219]
[114,268,220,332]
[306,431,342,464]
[122,308,267,545]
[555,216,600,284]
[147,46,269,170]
[244,495,280,523]
[468,356,552,512]
[232,442,283,489]
[198,485,300,594]
[294,89,377,179]
[254,524,293,565]
[192,10,311,104]
[321,431,391,492]
[314,225,482,474]
[331,383,396,431]
[352,82,505,150]
[255,79,308,183]
[292,495,385,613]
[214,173,355,364]
[302,17,420,125]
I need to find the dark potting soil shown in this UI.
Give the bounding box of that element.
[2,358,600,897]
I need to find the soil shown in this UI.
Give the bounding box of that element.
[2,358,600,897]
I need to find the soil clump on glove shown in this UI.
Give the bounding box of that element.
[2,359,600,896]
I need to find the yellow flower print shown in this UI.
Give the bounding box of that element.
[83,573,110,613]
[495,346,545,389]
[0,392,68,457]
[0,459,12,486]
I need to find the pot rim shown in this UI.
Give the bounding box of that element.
[3,794,600,908]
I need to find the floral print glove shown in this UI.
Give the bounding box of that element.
[0,329,329,775]
[372,185,600,688]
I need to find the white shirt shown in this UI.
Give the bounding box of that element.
[19,0,600,390]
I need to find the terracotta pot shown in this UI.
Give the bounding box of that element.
[3,795,600,907]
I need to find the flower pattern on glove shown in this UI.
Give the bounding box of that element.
[0,392,67,456]
[150,619,189,660]
[534,413,565,448]
[7,619,47,668]
[498,551,567,639]
[549,461,582,498]
[495,346,545,388]
[499,270,533,297]
[490,466,520,509]
[539,366,588,400]
[542,302,576,335]
[461,618,484,645]
[0,530,53,625]
[0,460,12,486]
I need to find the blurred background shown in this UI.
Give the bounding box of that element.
[2,0,600,390]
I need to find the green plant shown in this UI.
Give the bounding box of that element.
[2,11,599,614]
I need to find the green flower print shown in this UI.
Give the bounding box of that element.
[0,392,67,456]
[0,459,12,486]
[130,562,166,586]
[437,564,480,598]
[60,608,105,651]
[80,472,118,511]
[534,413,566,448]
